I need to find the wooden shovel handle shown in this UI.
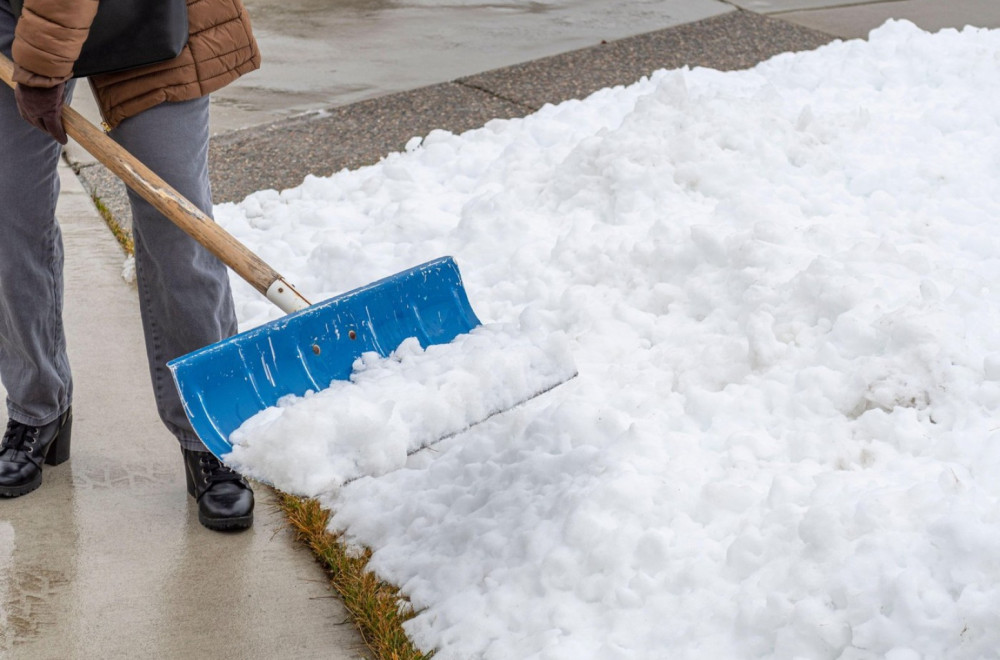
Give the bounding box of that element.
[0,52,311,314]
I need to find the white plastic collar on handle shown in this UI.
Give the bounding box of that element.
[265,279,311,314]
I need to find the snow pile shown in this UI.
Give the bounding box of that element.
[227,326,576,493]
[217,20,1000,659]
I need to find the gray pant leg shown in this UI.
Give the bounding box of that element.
[110,98,237,452]
[0,4,75,426]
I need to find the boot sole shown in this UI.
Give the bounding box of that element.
[199,511,254,531]
[0,472,42,498]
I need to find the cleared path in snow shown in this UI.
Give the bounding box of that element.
[0,162,369,658]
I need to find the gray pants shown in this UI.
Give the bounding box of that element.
[0,3,236,451]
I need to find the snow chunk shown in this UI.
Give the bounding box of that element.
[225,325,576,495]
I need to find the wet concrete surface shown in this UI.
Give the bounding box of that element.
[727,0,883,12]
[65,0,735,147]
[769,0,1000,38]
[0,163,369,659]
[215,0,734,134]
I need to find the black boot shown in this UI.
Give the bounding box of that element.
[0,408,73,498]
[182,448,254,531]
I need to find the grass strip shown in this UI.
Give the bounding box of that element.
[91,194,135,255]
[276,492,432,660]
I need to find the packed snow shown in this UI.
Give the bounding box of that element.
[217,21,1000,659]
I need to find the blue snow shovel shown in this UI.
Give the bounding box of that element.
[1,53,553,460]
[166,257,481,457]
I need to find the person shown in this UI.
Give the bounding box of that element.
[0,0,260,531]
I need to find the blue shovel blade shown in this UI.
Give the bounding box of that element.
[167,256,482,459]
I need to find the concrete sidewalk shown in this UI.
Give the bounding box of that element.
[0,161,368,659]
[6,0,999,658]
[730,0,1000,39]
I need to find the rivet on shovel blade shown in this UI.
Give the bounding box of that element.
[348,330,357,340]
[311,344,321,355]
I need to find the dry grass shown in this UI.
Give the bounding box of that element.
[91,195,134,255]
[277,492,432,660]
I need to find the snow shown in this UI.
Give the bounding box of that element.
[216,20,1000,659]
[227,327,577,493]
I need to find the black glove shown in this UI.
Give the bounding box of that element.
[14,82,68,145]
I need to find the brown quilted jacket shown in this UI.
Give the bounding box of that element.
[12,0,260,129]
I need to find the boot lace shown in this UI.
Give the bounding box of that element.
[0,421,40,459]
[199,453,246,487]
